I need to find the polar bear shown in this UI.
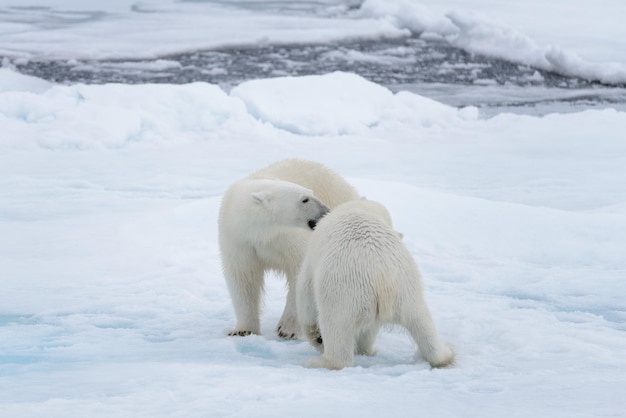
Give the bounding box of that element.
[219,159,360,339]
[296,199,454,369]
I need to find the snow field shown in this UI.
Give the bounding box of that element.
[1,70,625,417]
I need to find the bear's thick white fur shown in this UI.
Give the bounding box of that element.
[247,159,359,209]
[219,159,360,339]
[297,199,454,369]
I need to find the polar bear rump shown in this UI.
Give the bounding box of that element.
[296,199,454,369]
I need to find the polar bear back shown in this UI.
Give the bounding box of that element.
[307,199,421,322]
[248,158,360,208]
[299,198,454,368]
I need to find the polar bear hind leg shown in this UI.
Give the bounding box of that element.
[306,319,355,370]
[356,324,379,356]
[403,304,455,368]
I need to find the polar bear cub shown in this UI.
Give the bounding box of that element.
[297,199,454,369]
[219,159,360,339]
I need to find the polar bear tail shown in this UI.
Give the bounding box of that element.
[374,273,395,322]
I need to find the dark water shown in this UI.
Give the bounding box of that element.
[6,36,626,114]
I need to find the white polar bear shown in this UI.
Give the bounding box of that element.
[218,159,360,339]
[297,199,454,369]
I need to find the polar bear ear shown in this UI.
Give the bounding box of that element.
[251,191,271,204]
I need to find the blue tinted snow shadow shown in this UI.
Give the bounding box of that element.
[0,355,43,365]
[233,337,277,360]
[0,314,73,366]
[502,293,626,328]
[601,310,626,325]
[0,314,37,326]
[555,307,626,330]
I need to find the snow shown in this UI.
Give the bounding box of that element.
[232,72,396,136]
[1,1,626,416]
[1,68,626,417]
[0,0,406,60]
[0,67,52,93]
[358,0,626,84]
[1,0,626,84]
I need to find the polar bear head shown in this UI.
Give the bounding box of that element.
[334,198,403,239]
[249,179,330,230]
[353,198,394,227]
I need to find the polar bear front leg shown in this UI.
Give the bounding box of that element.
[223,249,264,336]
[276,274,300,339]
[306,330,354,370]
[306,313,356,370]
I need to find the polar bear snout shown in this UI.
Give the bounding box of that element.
[307,203,329,230]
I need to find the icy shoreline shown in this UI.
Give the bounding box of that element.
[1,0,626,85]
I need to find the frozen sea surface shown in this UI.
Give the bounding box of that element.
[7,36,626,117]
[2,0,626,115]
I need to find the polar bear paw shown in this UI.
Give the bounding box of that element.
[305,356,326,368]
[302,323,324,352]
[228,330,255,337]
[423,343,455,368]
[276,317,300,340]
[305,356,346,370]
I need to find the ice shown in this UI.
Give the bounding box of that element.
[231,72,395,135]
[0,1,406,60]
[0,67,52,93]
[1,0,626,415]
[446,12,626,85]
[2,0,626,83]
[1,69,626,417]
[358,0,626,84]
[231,72,478,136]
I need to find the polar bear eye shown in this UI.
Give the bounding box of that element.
[302,198,309,203]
